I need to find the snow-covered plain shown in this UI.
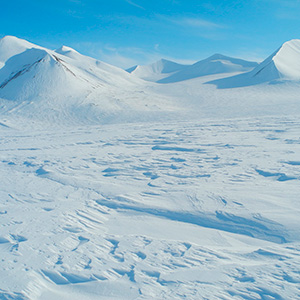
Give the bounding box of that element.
[1,37,300,299]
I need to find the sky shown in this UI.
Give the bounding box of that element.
[1,0,300,68]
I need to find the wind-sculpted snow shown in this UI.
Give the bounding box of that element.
[95,198,287,243]
[0,117,300,299]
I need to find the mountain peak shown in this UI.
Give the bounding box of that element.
[206,53,228,60]
[129,59,190,82]
[1,35,25,43]
[253,39,300,81]
[207,39,300,88]
[281,38,300,48]
[55,45,79,56]
[1,35,18,42]
[273,39,300,62]
[157,58,172,64]
[0,35,42,68]
[0,48,62,91]
[158,54,258,83]
[0,35,37,49]
[153,58,188,73]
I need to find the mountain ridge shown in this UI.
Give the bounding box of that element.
[208,39,300,88]
[0,35,43,68]
[128,58,190,82]
[127,53,258,83]
[0,36,300,127]
[158,54,258,83]
[0,36,175,127]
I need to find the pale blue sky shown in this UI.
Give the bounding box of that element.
[1,0,300,68]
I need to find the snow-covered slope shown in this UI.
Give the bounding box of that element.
[209,39,300,88]
[1,36,300,129]
[158,54,258,83]
[0,37,176,127]
[0,48,86,100]
[0,39,142,101]
[0,36,40,69]
[53,45,141,87]
[129,58,190,82]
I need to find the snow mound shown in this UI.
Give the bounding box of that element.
[129,59,189,82]
[209,39,300,88]
[159,54,258,83]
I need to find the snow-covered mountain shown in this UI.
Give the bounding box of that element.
[0,36,175,127]
[0,36,300,129]
[128,54,258,83]
[128,58,189,82]
[158,54,258,83]
[0,37,142,101]
[0,35,41,68]
[209,39,300,88]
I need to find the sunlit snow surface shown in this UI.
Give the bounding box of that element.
[1,117,300,299]
[0,36,300,299]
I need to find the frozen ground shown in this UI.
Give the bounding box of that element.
[1,116,300,299]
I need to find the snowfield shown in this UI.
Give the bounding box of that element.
[0,36,300,299]
[1,117,300,300]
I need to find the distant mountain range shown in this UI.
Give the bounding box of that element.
[128,39,300,89]
[126,59,189,82]
[0,36,300,127]
[2,36,300,97]
[128,54,258,83]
